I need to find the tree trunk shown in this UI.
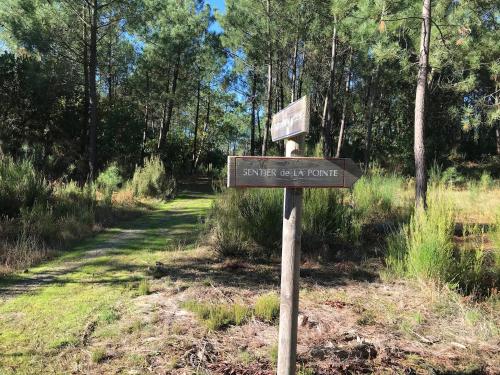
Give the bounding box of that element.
[414,0,431,208]
[107,33,113,102]
[81,6,89,158]
[250,72,257,155]
[262,0,272,156]
[321,20,337,157]
[298,48,306,99]
[158,57,180,152]
[291,37,299,102]
[194,96,211,169]
[88,0,98,181]
[140,70,151,164]
[192,80,201,170]
[364,69,378,171]
[279,60,284,109]
[496,127,500,155]
[257,109,261,145]
[336,50,352,158]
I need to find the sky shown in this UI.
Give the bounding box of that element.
[207,0,225,33]
[207,0,226,13]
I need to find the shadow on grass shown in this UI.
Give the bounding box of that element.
[0,189,212,299]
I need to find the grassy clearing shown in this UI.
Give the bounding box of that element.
[0,156,180,275]
[0,192,213,374]
[385,184,500,296]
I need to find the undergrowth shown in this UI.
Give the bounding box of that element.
[182,292,279,331]
[386,186,499,296]
[131,156,176,199]
[207,188,359,258]
[0,157,155,274]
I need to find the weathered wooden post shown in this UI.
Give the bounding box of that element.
[227,95,361,375]
[277,134,304,375]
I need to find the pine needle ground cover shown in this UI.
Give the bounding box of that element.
[0,180,498,374]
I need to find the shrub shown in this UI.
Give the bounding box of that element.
[96,163,123,204]
[254,292,280,322]
[131,156,176,199]
[207,189,281,257]
[479,171,494,191]
[208,188,358,258]
[233,303,252,325]
[385,229,407,277]
[181,300,239,331]
[236,189,282,251]
[138,279,151,295]
[302,189,358,251]
[0,157,50,218]
[385,188,499,296]
[352,173,404,222]
[405,189,455,282]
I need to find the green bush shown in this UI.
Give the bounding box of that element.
[479,171,494,191]
[405,189,455,282]
[97,163,123,204]
[254,292,280,322]
[181,300,241,331]
[352,173,404,222]
[428,162,464,187]
[0,158,140,272]
[207,188,357,258]
[303,189,358,250]
[385,189,499,295]
[385,229,407,277]
[131,156,176,199]
[0,157,50,218]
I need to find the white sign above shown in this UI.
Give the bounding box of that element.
[271,96,310,141]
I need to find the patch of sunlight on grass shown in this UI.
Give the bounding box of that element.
[0,284,127,365]
[0,192,214,373]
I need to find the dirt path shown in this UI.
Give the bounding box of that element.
[0,188,212,302]
[0,187,214,373]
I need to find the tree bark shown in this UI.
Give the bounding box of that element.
[291,37,299,102]
[261,0,272,156]
[140,70,151,164]
[81,5,89,158]
[107,32,113,102]
[88,0,98,181]
[414,0,431,208]
[194,96,211,169]
[321,20,337,157]
[192,79,201,169]
[336,50,352,158]
[298,48,306,99]
[496,127,500,155]
[364,69,378,171]
[250,72,257,155]
[158,57,180,152]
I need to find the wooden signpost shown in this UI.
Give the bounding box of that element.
[271,96,310,142]
[227,156,361,188]
[227,96,361,375]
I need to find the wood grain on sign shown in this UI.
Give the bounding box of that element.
[271,96,310,141]
[227,156,362,188]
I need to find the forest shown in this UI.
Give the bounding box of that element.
[0,0,499,374]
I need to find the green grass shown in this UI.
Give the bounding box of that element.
[91,348,108,363]
[181,292,280,331]
[0,191,213,373]
[138,279,151,295]
[254,292,280,322]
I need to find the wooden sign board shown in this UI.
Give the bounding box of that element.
[227,156,361,188]
[271,96,310,141]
